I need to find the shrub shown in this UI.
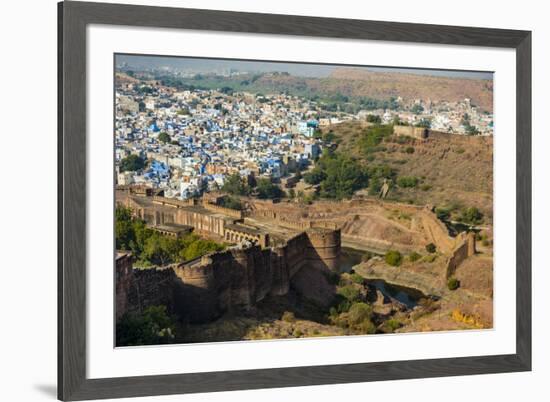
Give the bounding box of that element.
[459,207,484,225]
[422,254,437,263]
[397,176,419,188]
[337,285,361,302]
[405,146,415,154]
[435,206,451,220]
[385,318,402,332]
[409,252,422,262]
[293,329,303,337]
[447,277,460,291]
[350,273,365,285]
[385,250,403,267]
[281,311,296,323]
[420,184,432,191]
[425,243,437,253]
[347,302,373,325]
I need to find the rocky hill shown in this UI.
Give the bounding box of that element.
[327,68,493,112]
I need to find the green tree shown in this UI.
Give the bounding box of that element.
[222,173,250,196]
[366,114,382,124]
[303,168,326,185]
[256,178,284,199]
[459,207,483,225]
[447,277,460,291]
[116,305,176,346]
[119,154,145,172]
[397,176,419,188]
[158,132,171,144]
[411,104,424,114]
[385,250,403,266]
[425,243,437,253]
[318,153,368,200]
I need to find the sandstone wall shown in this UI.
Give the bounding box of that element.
[393,125,429,139]
[445,232,476,278]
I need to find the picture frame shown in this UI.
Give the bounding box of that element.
[58,1,532,400]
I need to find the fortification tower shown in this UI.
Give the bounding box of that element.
[173,258,218,323]
[305,228,341,272]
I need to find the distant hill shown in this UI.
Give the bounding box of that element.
[120,66,493,113]
[327,68,493,112]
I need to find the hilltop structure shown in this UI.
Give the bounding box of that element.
[116,187,341,323]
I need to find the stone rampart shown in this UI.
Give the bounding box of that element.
[445,232,476,278]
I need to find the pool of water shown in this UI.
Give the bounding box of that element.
[367,280,425,309]
[338,247,425,309]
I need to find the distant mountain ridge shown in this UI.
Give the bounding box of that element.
[325,68,493,111]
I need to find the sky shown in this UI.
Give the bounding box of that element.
[116,54,493,80]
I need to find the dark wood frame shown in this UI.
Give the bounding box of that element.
[58,1,532,400]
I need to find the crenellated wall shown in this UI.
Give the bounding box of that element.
[116,227,342,324]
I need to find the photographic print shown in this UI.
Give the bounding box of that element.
[114,54,494,347]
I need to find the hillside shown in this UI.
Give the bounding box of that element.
[141,68,493,112]
[328,68,493,112]
[324,121,493,220]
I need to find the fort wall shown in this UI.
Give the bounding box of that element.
[445,232,476,279]
[117,227,342,324]
[393,125,429,140]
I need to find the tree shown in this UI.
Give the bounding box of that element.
[116,305,176,346]
[366,114,382,124]
[303,168,326,185]
[409,252,422,262]
[447,277,460,291]
[256,178,284,199]
[318,153,368,200]
[411,104,424,114]
[385,250,403,266]
[158,132,171,144]
[460,207,483,225]
[397,176,419,188]
[119,154,145,172]
[218,195,243,210]
[222,173,250,196]
[425,243,437,253]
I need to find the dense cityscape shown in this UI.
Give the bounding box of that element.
[115,63,493,199]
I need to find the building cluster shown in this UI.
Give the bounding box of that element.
[115,82,328,198]
[365,97,494,135]
[115,76,493,199]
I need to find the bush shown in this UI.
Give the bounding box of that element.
[409,252,422,262]
[425,243,437,253]
[385,250,403,267]
[447,277,460,291]
[420,184,432,191]
[405,146,415,154]
[281,311,296,323]
[422,254,437,263]
[116,305,175,346]
[459,207,484,225]
[397,176,419,188]
[337,285,361,302]
[119,154,145,172]
[385,318,402,332]
[347,302,373,325]
[350,273,365,284]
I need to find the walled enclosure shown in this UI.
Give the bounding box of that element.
[115,190,341,323]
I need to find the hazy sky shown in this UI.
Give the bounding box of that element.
[116,54,493,80]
